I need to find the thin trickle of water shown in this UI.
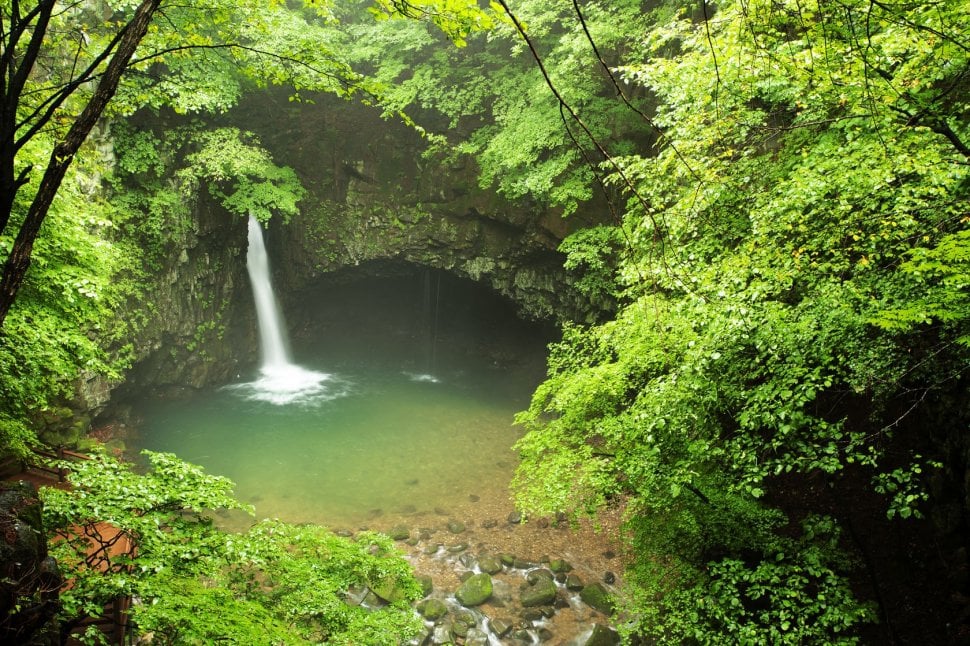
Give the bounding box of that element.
[236,215,332,405]
[422,268,441,377]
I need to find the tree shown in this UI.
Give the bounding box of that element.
[337,0,655,217]
[504,0,969,641]
[41,451,422,644]
[0,0,164,326]
[0,0,492,329]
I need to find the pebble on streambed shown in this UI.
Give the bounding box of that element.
[379,518,622,646]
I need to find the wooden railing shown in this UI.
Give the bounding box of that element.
[28,446,91,483]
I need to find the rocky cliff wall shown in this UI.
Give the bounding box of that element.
[233,91,609,324]
[87,198,253,427]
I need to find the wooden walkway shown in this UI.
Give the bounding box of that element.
[3,448,133,645]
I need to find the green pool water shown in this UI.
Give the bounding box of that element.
[127,272,551,531]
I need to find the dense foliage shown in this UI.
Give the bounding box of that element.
[314,1,970,637]
[500,0,970,642]
[42,451,421,644]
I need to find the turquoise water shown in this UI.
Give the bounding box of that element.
[128,273,551,531]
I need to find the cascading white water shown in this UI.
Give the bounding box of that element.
[247,215,291,370]
[237,215,332,405]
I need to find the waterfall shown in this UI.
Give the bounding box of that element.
[239,215,331,405]
[247,215,292,370]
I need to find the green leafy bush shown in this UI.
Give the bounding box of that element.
[41,451,422,644]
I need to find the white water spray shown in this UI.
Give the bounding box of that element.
[236,215,332,405]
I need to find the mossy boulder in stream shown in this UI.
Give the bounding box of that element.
[416,598,449,621]
[370,574,410,604]
[584,623,621,646]
[455,572,492,607]
[519,575,558,607]
[478,554,504,575]
[580,582,615,616]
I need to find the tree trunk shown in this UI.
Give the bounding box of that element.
[0,0,163,327]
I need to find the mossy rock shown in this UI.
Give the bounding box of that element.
[455,572,493,607]
[519,576,557,607]
[549,558,573,573]
[490,617,513,638]
[566,573,584,591]
[527,568,554,584]
[417,574,434,597]
[447,519,466,534]
[584,623,620,645]
[580,582,615,616]
[478,555,504,574]
[416,598,449,621]
[370,574,410,604]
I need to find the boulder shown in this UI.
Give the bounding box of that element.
[527,568,554,584]
[584,623,620,646]
[456,573,493,607]
[549,558,573,573]
[566,574,584,591]
[370,574,410,604]
[432,623,453,644]
[416,574,434,597]
[520,576,558,607]
[489,617,513,638]
[416,598,448,621]
[580,582,615,616]
[478,554,504,575]
[447,519,466,534]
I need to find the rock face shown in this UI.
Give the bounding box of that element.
[40,194,255,445]
[116,199,253,394]
[234,91,610,325]
[67,198,257,440]
[0,482,61,644]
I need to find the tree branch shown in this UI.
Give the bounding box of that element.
[494,0,669,272]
